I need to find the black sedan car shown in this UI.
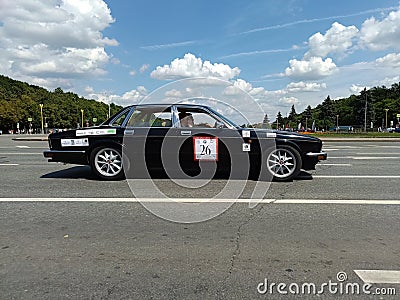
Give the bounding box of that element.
[43,104,327,181]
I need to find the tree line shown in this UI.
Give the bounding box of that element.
[270,83,400,131]
[0,75,122,132]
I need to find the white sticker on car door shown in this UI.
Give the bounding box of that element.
[61,138,89,147]
[193,137,218,161]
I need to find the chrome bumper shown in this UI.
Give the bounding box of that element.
[306,151,327,160]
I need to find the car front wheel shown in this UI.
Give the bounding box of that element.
[90,146,124,180]
[266,145,301,181]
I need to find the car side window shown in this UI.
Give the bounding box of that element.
[111,110,130,126]
[127,108,172,127]
[178,109,219,128]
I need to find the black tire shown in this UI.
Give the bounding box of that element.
[90,146,124,180]
[265,145,302,181]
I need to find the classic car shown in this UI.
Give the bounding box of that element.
[43,104,327,181]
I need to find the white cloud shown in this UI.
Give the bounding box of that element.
[140,64,150,73]
[136,86,148,96]
[0,0,117,88]
[375,53,400,67]
[305,22,359,58]
[140,40,198,51]
[14,46,109,76]
[349,84,368,94]
[359,8,400,51]
[279,97,300,106]
[376,76,400,87]
[287,81,327,92]
[285,57,338,80]
[164,89,184,98]
[129,70,136,76]
[151,53,241,80]
[223,79,254,95]
[87,86,148,106]
[84,86,95,94]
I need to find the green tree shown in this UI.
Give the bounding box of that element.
[288,104,297,128]
[303,105,312,129]
[274,111,284,129]
[318,95,336,130]
[262,113,270,128]
[0,75,122,132]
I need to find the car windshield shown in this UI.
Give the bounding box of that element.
[206,107,239,129]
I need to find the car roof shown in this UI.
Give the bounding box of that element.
[130,103,210,108]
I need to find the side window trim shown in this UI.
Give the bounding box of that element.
[171,106,180,128]
[175,106,222,129]
[109,107,132,127]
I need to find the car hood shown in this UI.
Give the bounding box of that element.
[239,128,321,142]
[48,125,114,139]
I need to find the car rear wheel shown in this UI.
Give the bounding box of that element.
[90,146,124,180]
[266,145,301,181]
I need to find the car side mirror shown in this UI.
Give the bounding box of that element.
[215,121,225,129]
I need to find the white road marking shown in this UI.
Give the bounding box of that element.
[1,198,400,205]
[354,270,400,284]
[312,175,400,179]
[328,156,399,159]
[0,164,19,166]
[0,198,275,203]
[352,156,399,160]
[0,153,43,155]
[314,175,400,179]
[275,199,400,205]
[16,145,30,148]
[356,153,398,155]
[318,163,352,166]
[364,145,400,148]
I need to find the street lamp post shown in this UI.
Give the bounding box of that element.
[81,109,84,128]
[384,108,389,129]
[336,115,339,133]
[39,103,44,134]
[364,91,368,132]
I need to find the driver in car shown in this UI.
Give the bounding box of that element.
[179,112,194,127]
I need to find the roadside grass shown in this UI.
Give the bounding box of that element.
[306,132,400,138]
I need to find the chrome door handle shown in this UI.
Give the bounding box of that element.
[124,129,135,135]
[180,130,192,136]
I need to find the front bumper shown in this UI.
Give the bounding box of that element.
[43,150,88,165]
[306,151,327,161]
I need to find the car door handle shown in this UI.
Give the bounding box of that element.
[125,129,135,135]
[180,130,192,136]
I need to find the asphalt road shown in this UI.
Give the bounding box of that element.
[1,135,400,299]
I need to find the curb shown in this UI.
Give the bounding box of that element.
[319,137,400,142]
[12,137,48,142]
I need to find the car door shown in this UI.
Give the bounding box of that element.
[123,105,173,178]
[172,105,248,178]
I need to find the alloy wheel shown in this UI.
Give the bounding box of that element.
[94,148,122,178]
[267,148,297,179]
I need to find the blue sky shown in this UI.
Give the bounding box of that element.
[1,0,400,120]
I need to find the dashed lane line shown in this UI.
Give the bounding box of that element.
[354,270,400,284]
[1,198,400,204]
[314,175,400,179]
